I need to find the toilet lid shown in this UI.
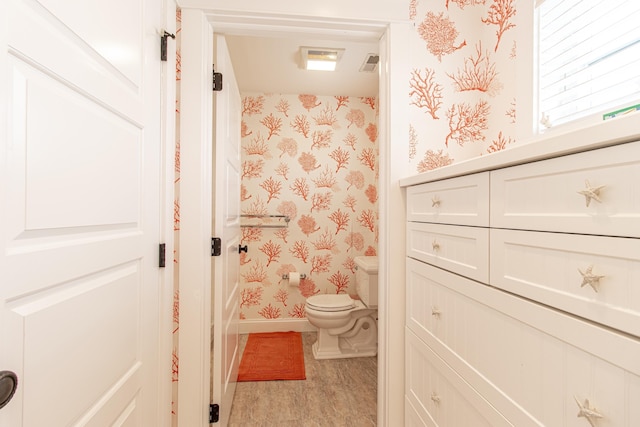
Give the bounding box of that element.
[306,294,355,311]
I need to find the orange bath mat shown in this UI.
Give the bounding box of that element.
[237,331,306,382]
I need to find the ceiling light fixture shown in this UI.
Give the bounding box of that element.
[300,47,344,71]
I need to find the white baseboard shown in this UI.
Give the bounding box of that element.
[238,318,316,334]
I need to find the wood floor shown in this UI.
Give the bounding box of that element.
[228,332,377,426]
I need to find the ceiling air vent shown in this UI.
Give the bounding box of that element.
[360,54,379,72]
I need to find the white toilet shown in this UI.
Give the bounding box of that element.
[305,256,378,360]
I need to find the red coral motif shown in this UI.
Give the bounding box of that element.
[345,170,365,190]
[360,97,376,110]
[334,96,349,110]
[298,152,321,173]
[258,303,281,319]
[310,254,332,275]
[242,95,265,116]
[365,123,378,142]
[242,261,268,283]
[312,166,337,189]
[290,177,310,201]
[447,42,501,96]
[275,162,289,180]
[313,228,338,251]
[276,201,297,221]
[410,67,443,119]
[310,192,332,212]
[241,227,263,244]
[345,232,365,251]
[290,115,310,138]
[486,131,515,153]
[273,288,289,306]
[275,98,290,117]
[277,137,298,158]
[365,184,378,203]
[329,209,350,234]
[328,271,350,294]
[299,277,321,298]
[311,129,333,150]
[357,209,376,232]
[358,148,376,171]
[417,11,466,61]
[482,0,516,52]
[417,149,455,173]
[259,177,282,203]
[298,214,321,235]
[299,94,321,111]
[364,246,377,256]
[313,105,338,127]
[243,133,271,157]
[241,159,264,179]
[329,147,350,172]
[343,195,357,212]
[343,133,358,150]
[445,100,490,147]
[260,113,282,140]
[289,303,306,318]
[240,287,263,308]
[290,240,310,263]
[346,109,365,128]
[274,227,289,243]
[259,240,282,266]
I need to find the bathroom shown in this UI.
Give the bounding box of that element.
[224,33,381,424]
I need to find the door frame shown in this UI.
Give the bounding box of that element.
[177,7,410,426]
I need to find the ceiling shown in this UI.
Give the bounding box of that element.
[224,35,380,97]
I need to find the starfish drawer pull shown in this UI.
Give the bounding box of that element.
[431,307,441,317]
[431,196,441,207]
[430,392,441,404]
[575,396,603,427]
[578,265,604,293]
[432,240,440,251]
[577,180,605,207]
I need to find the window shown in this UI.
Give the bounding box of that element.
[537,0,640,129]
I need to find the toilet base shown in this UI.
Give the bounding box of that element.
[311,314,378,360]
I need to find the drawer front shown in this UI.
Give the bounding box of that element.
[490,141,640,237]
[407,172,489,226]
[491,228,640,337]
[407,222,489,283]
[406,328,512,427]
[407,258,640,427]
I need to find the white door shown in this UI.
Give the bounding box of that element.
[211,34,241,425]
[0,0,164,425]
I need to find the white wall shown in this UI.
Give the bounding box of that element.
[178,0,407,22]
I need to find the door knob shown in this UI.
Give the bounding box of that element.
[238,245,248,253]
[0,370,18,410]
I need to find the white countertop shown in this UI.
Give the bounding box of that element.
[399,113,640,187]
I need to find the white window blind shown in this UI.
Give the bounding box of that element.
[538,0,640,128]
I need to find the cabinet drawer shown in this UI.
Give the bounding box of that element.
[407,258,640,427]
[407,172,489,226]
[490,141,640,237]
[490,229,640,337]
[407,222,489,283]
[406,328,512,427]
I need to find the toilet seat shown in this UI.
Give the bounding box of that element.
[306,294,355,312]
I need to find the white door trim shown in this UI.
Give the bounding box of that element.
[178,7,410,426]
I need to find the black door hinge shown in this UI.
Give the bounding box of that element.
[213,66,223,91]
[159,243,166,268]
[211,237,221,257]
[209,403,219,423]
[160,31,175,62]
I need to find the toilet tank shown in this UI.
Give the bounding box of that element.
[354,256,378,308]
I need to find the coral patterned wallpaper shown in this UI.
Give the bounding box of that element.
[407,0,518,173]
[239,93,379,321]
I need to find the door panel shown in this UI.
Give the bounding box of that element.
[211,34,241,425]
[1,0,162,425]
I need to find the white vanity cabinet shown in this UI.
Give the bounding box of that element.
[404,140,640,427]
